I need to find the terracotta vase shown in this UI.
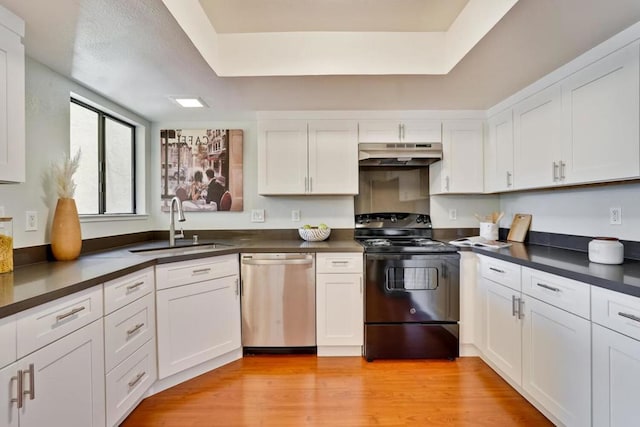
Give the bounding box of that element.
[51,198,82,261]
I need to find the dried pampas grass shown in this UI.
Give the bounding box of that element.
[52,150,81,199]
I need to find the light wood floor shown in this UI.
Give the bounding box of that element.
[122,355,552,427]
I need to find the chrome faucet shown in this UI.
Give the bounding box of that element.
[169,196,186,246]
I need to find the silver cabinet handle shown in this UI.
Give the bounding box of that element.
[536,282,560,292]
[401,124,405,140]
[305,176,308,192]
[309,177,313,193]
[445,176,450,192]
[398,124,402,141]
[506,171,512,187]
[240,278,244,297]
[128,372,146,388]
[331,260,350,265]
[560,161,566,180]
[192,268,211,274]
[552,161,559,181]
[126,281,145,291]
[242,257,313,266]
[126,323,145,336]
[23,364,34,400]
[618,312,640,323]
[512,295,518,317]
[56,306,85,322]
[11,370,23,409]
[235,278,239,296]
[489,267,505,274]
[360,276,363,294]
[518,298,525,320]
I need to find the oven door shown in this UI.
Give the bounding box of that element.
[364,253,459,323]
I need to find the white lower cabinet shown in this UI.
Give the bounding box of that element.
[18,319,105,427]
[156,272,241,378]
[105,338,156,427]
[482,278,522,384]
[522,296,591,427]
[315,253,363,356]
[592,324,640,427]
[0,361,18,427]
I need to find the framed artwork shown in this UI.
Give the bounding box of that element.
[160,129,243,212]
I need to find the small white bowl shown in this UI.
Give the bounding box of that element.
[298,227,331,242]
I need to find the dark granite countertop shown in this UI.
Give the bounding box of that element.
[472,243,640,298]
[0,238,364,319]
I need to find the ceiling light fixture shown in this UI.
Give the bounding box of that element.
[171,97,208,108]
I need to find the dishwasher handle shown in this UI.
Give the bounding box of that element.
[242,257,313,266]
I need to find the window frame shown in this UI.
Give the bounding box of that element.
[70,98,137,215]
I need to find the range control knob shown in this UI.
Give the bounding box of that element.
[409,308,416,314]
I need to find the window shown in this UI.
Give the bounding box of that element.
[70,99,136,215]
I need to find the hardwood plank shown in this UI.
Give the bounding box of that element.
[122,356,552,426]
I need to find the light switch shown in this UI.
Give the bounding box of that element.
[291,210,301,222]
[251,209,265,222]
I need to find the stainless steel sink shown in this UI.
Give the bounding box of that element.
[129,242,232,256]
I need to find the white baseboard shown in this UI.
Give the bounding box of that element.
[317,345,362,357]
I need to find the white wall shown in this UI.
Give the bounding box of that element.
[0,58,153,248]
[499,183,640,241]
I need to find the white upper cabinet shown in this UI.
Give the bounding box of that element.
[258,120,358,195]
[485,110,514,192]
[513,84,563,190]
[358,120,441,143]
[561,42,640,184]
[430,120,484,194]
[0,7,25,183]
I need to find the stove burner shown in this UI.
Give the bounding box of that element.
[365,239,392,247]
[412,238,441,246]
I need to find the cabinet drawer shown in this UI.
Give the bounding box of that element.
[106,338,157,427]
[156,254,238,290]
[592,286,640,341]
[17,285,103,358]
[479,256,521,290]
[104,267,154,315]
[522,267,590,319]
[0,315,16,368]
[104,292,155,373]
[316,253,363,274]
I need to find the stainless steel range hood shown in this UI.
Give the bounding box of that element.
[358,143,442,167]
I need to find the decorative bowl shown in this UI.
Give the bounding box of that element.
[298,227,331,242]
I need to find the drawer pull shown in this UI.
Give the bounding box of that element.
[618,312,640,323]
[23,364,35,400]
[128,371,146,388]
[126,281,145,291]
[536,283,561,292]
[126,323,145,336]
[331,261,349,265]
[518,299,525,320]
[512,295,518,317]
[489,267,505,274]
[192,268,211,274]
[11,370,23,408]
[56,306,86,322]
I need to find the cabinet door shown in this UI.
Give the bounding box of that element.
[562,42,640,184]
[19,319,105,427]
[316,273,363,346]
[593,323,640,427]
[0,22,25,183]
[308,120,358,194]
[358,120,401,143]
[401,120,441,143]
[522,296,591,427]
[257,120,308,194]
[482,278,522,385]
[156,275,241,379]
[0,362,18,427]
[513,85,562,189]
[486,110,514,192]
[432,120,483,194]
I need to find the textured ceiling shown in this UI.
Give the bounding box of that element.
[2,0,640,121]
[200,0,469,33]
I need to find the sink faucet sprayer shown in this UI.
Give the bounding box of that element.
[169,196,186,246]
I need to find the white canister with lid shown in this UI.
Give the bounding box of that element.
[588,237,624,265]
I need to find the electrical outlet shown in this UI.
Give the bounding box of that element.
[26,211,38,231]
[610,207,622,225]
[251,209,265,223]
[291,209,301,222]
[448,209,457,220]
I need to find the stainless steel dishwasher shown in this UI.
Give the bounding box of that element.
[240,253,316,349]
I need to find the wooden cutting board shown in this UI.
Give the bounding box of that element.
[507,214,532,242]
